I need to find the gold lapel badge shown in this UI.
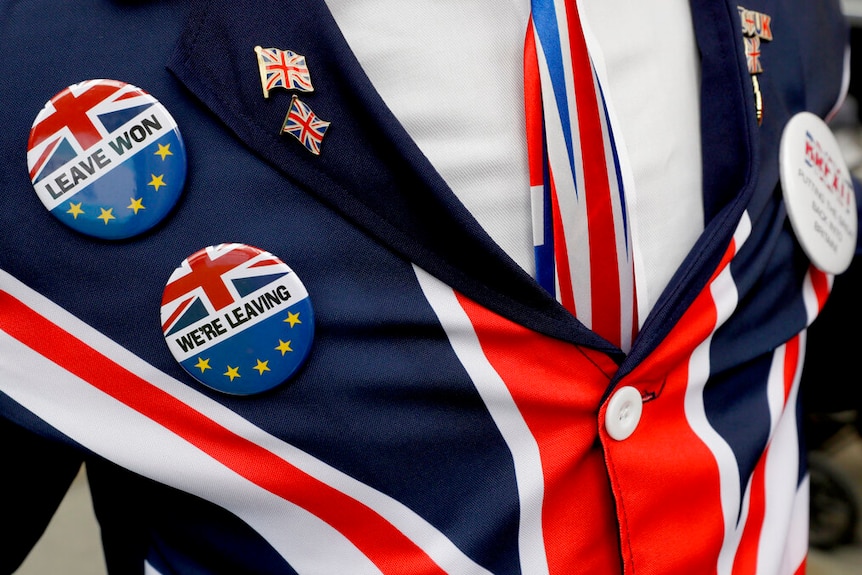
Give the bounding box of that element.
[738,7,773,125]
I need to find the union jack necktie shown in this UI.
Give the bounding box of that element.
[525,0,637,351]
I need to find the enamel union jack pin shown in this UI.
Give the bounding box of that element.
[254,46,314,98]
[281,95,331,156]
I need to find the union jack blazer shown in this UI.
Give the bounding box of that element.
[0,1,857,574]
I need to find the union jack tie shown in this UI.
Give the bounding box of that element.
[525,0,637,351]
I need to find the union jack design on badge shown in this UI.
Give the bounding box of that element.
[281,95,330,155]
[161,243,314,395]
[254,46,314,98]
[743,36,763,74]
[26,79,186,239]
[738,6,773,124]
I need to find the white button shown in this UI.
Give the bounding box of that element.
[605,386,643,441]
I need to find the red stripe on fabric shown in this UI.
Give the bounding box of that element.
[793,557,806,575]
[563,1,621,347]
[783,335,800,401]
[549,166,576,314]
[453,291,622,574]
[524,18,545,188]
[733,336,802,574]
[732,448,769,575]
[631,264,639,341]
[603,239,740,573]
[734,336,800,573]
[808,266,830,313]
[0,290,446,575]
[609,299,725,574]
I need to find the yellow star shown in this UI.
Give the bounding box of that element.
[97,208,115,224]
[127,197,146,214]
[154,143,173,160]
[148,174,166,191]
[253,359,270,375]
[224,365,241,381]
[66,202,85,219]
[194,357,211,373]
[284,311,302,328]
[275,339,293,355]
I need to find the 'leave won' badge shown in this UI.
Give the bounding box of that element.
[27,79,186,240]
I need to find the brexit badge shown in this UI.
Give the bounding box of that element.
[27,79,186,240]
[161,243,314,395]
[780,112,857,274]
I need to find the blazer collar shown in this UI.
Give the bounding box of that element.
[166,0,617,355]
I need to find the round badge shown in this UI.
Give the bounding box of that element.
[779,111,858,274]
[27,79,186,240]
[161,244,314,395]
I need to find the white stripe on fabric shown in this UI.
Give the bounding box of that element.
[531,183,546,247]
[826,44,851,123]
[533,15,592,322]
[0,269,492,575]
[0,330,384,575]
[765,343,790,436]
[413,265,550,575]
[801,268,833,327]
[682,212,809,573]
[685,271,743,575]
[542,0,578,170]
[682,213,752,575]
[778,474,809,574]
[758,336,805,575]
[586,49,635,350]
[596,77,635,350]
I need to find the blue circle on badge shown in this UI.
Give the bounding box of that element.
[161,244,314,395]
[27,79,186,240]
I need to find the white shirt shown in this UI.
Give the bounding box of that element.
[323,0,703,320]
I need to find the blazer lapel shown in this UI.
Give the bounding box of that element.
[166,0,616,355]
[619,0,759,369]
